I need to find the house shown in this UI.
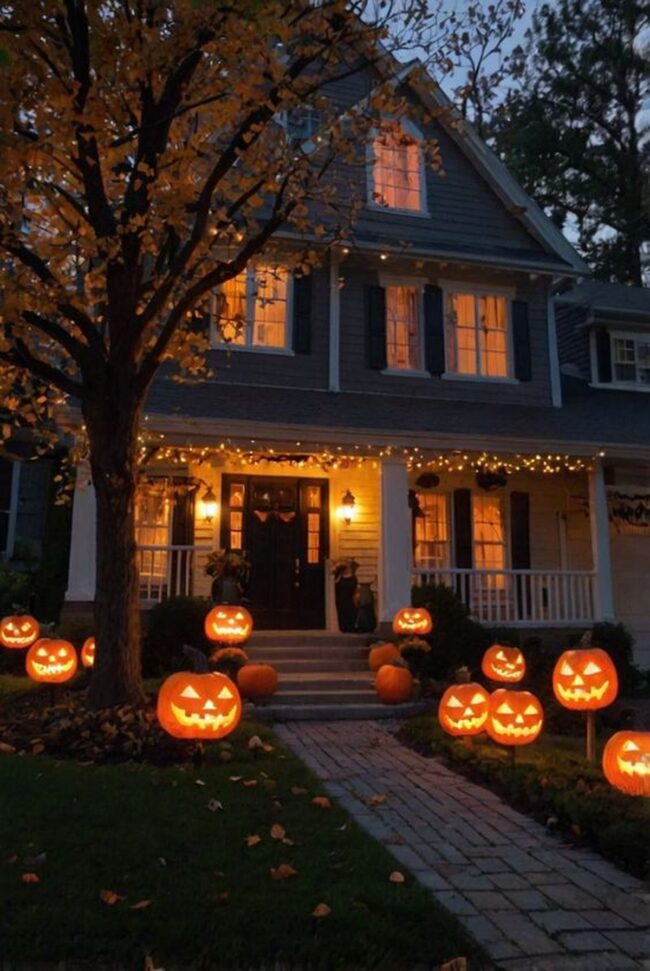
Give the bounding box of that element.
[62,62,650,668]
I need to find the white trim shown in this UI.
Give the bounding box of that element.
[441,373,520,385]
[379,457,412,622]
[381,368,431,379]
[588,458,615,620]
[211,265,294,353]
[328,255,340,392]
[440,283,515,381]
[65,462,96,602]
[547,290,562,407]
[608,329,650,389]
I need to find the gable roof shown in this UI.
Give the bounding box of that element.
[556,281,650,322]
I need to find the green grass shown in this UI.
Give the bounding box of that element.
[0,673,37,705]
[402,715,650,880]
[0,720,481,970]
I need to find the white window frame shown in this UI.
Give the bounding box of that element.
[211,266,294,356]
[379,274,429,376]
[600,330,650,391]
[440,281,518,383]
[366,117,428,218]
[413,492,450,569]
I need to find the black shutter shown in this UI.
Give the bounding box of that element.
[595,330,612,383]
[423,284,445,376]
[453,489,473,569]
[292,273,312,354]
[512,300,532,381]
[510,491,530,570]
[366,285,387,370]
[171,479,196,546]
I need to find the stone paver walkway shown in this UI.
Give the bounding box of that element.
[276,720,650,970]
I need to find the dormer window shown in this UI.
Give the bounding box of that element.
[369,120,425,214]
[612,334,650,386]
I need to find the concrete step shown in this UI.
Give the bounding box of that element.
[247,632,370,648]
[265,658,369,673]
[251,699,431,722]
[246,645,368,661]
[272,689,378,706]
[278,674,373,691]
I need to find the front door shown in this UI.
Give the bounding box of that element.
[220,475,328,629]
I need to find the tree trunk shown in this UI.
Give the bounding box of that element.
[85,391,145,708]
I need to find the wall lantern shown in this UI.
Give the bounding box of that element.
[340,489,356,525]
[200,485,218,523]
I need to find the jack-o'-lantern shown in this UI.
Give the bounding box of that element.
[552,648,618,710]
[438,683,491,736]
[392,607,432,636]
[80,637,95,668]
[481,644,525,683]
[25,638,78,684]
[375,663,413,704]
[602,731,650,797]
[368,642,400,672]
[204,605,253,645]
[486,689,544,746]
[157,671,242,740]
[0,614,40,649]
[238,663,278,699]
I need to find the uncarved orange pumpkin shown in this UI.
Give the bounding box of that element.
[392,607,432,636]
[204,605,253,645]
[80,637,95,668]
[602,731,650,797]
[486,689,544,746]
[157,671,242,740]
[25,638,78,684]
[375,664,413,704]
[481,644,525,683]
[552,648,618,711]
[439,683,490,736]
[0,614,40,649]
[238,663,278,699]
[368,642,400,672]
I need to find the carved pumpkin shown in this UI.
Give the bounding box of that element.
[204,605,253,645]
[481,644,525,683]
[0,614,40,649]
[238,663,278,699]
[368,642,401,672]
[486,689,544,746]
[157,671,242,740]
[392,607,432,636]
[552,648,618,710]
[375,663,413,704]
[80,637,95,668]
[602,731,650,797]
[25,638,78,684]
[438,683,491,736]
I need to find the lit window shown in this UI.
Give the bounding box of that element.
[371,123,423,212]
[215,266,289,350]
[473,495,506,578]
[612,335,650,386]
[386,285,421,370]
[135,482,171,598]
[414,493,448,568]
[445,291,509,377]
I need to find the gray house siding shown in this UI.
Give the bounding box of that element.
[556,304,591,380]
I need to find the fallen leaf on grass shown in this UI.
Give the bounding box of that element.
[291,786,307,796]
[100,889,126,904]
[246,835,262,847]
[367,794,387,807]
[207,799,223,812]
[143,956,165,971]
[228,776,242,783]
[21,873,39,884]
[194,779,206,786]
[130,899,152,910]
[243,779,257,788]
[0,742,16,753]
[311,796,331,809]
[270,863,298,881]
[336,823,347,832]
[217,890,229,903]
[312,902,331,918]
[281,837,295,846]
[270,824,286,841]
[389,871,405,884]
[441,959,467,971]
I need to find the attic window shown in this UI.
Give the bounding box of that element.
[369,121,425,213]
[612,334,650,386]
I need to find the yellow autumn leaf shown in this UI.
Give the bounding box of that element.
[270,824,286,840]
[389,871,405,884]
[243,779,258,788]
[21,872,39,884]
[246,834,262,847]
[312,902,331,918]
[311,796,331,809]
[270,863,298,881]
[130,899,152,910]
[100,889,126,904]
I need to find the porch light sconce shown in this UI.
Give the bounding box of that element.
[200,485,218,523]
[340,489,356,525]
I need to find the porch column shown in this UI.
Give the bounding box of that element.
[65,462,96,602]
[379,457,412,623]
[588,458,614,620]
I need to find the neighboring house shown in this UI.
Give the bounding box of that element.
[63,62,650,667]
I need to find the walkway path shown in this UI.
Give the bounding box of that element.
[276,720,650,970]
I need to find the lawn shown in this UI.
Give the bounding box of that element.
[0,703,482,970]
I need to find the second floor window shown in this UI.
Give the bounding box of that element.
[445,290,510,378]
[385,285,422,370]
[612,335,650,386]
[215,266,289,350]
[370,122,424,213]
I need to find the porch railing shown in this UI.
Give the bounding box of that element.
[137,545,212,602]
[412,568,597,626]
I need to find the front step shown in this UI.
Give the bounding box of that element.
[246,645,368,660]
[272,688,377,706]
[260,658,368,673]
[252,700,431,722]
[278,674,373,691]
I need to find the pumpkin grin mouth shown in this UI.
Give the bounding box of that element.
[556,680,609,703]
[616,755,650,777]
[491,664,521,680]
[170,702,238,731]
[212,626,249,638]
[446,714,487,732]
[33,659,74,676]
[492,717,542,738]
[3,635,31,645]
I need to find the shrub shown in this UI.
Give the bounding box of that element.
[411,583,490,679]
[399,636,431,680]
[0,563,34,617]
[590,621,634,687]
[142,596,212,676]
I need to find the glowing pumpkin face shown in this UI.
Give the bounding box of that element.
[157,671,242,740]
[486,689,544,746]
[602,731,650,797]
[552,648,618,711]
[80,637,95,668]
[204,605,253,645]
[25,638,78,684]
[0,614,40,649]
[392,607,432,636]
[438,683,490,736]
[482,644,525,683]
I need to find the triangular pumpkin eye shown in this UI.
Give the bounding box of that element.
[218,685,234,700]
[181,685,201,699]
[524,704,538,715]
[622,740,640,752]
[22,623,32,631]
[37,647,48,657]
[496,650,506,661]
[560,661,574,676]
[446,695,463,708]
[497,702,514,715]
[583,661,602,676]
[58,648,68,658]
[470,693,485,704]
